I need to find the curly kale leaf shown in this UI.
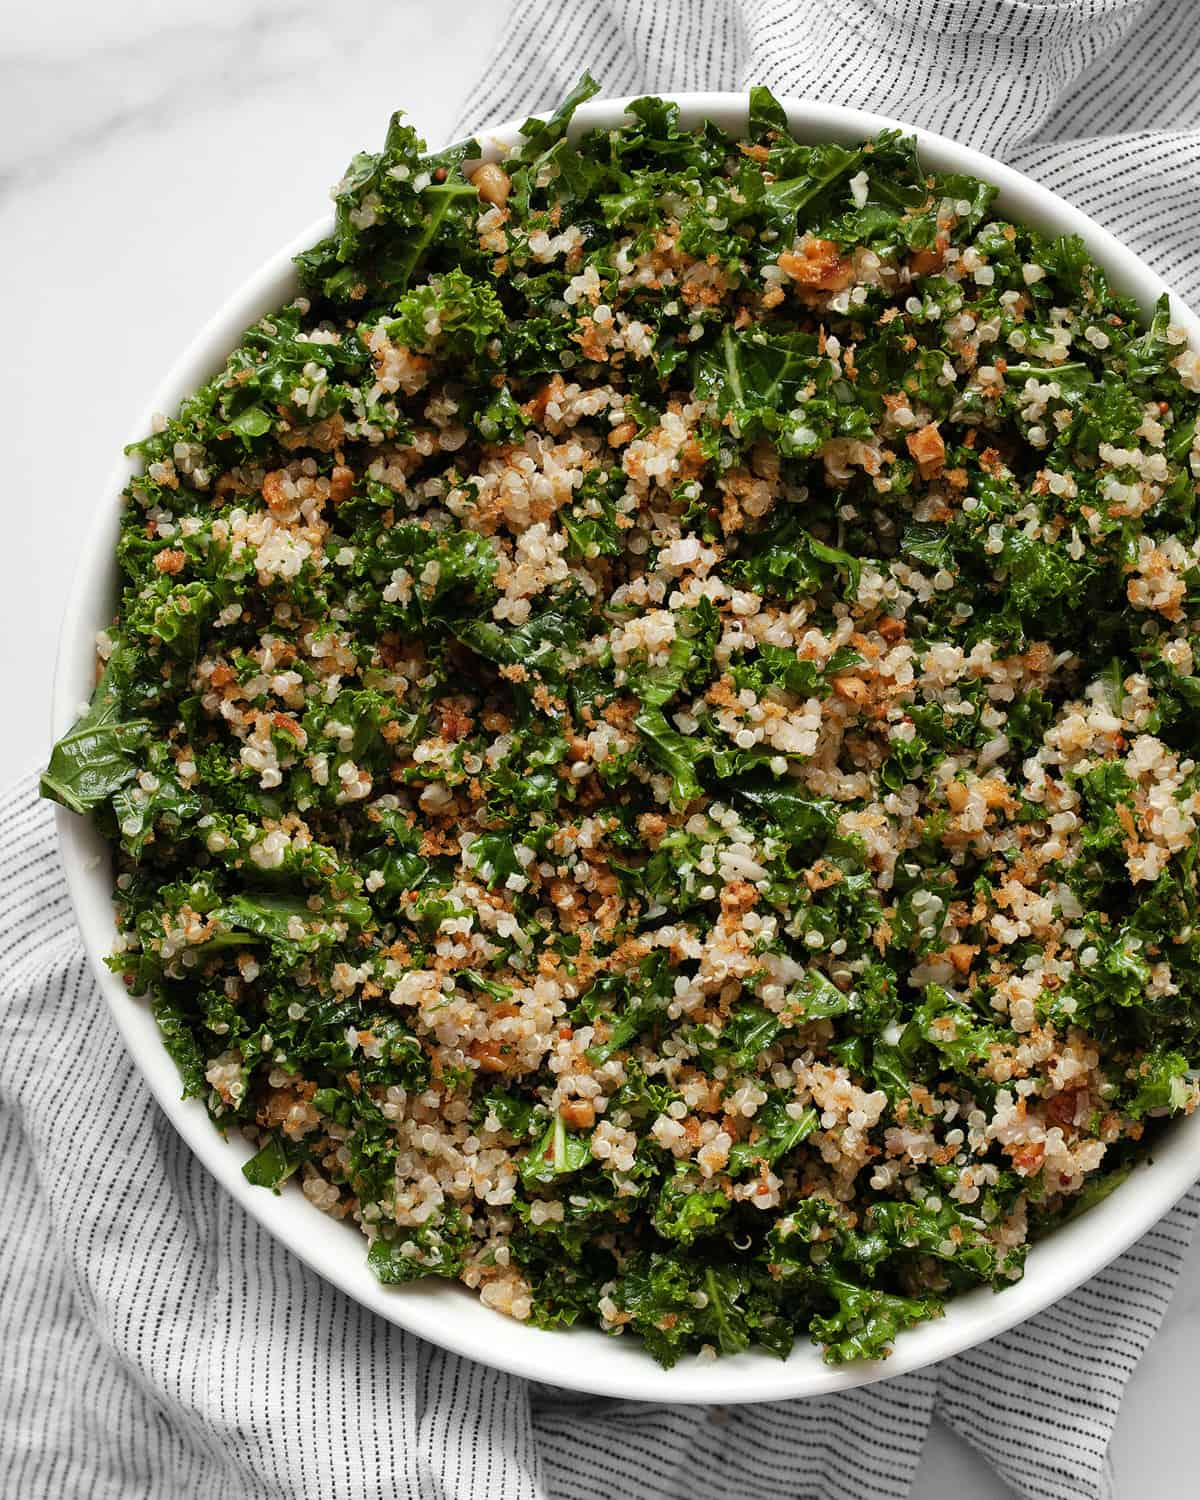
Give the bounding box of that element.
[149,991,209,1099]
[727,777,839,845]
[633,706,705,809]
[387,269,506,359]
[726,1099,819,1177]
[628,598,720,711]
[686,1003,782,1074]
[651,1173,731,1245]
[368,1209,470,1283]
[296,113,476,303]
[242,1133,306,1191]
[612,1254,793,1364]
[41,646,150,815]
[809,1271,943,1363]
[728,514,862,600]
[584,954,673,1065]
[519,1113,594,1188]
[1122,1045,1194,1120]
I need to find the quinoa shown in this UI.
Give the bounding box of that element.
[43,76,1200,1368]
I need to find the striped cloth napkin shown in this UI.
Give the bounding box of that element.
[4,2,1200,1496]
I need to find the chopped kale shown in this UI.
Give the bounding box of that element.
[44,80,1200,1371]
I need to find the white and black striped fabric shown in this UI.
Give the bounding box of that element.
[455,0,1200,309]
[5,4,1200,1494]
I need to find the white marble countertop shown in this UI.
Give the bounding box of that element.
[3,3,1195,1491]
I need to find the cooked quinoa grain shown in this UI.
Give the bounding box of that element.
[44,78,1200,1367]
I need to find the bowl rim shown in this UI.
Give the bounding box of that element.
[51,89,1200,1405]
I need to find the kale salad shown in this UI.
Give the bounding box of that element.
[44,78,1200,1366]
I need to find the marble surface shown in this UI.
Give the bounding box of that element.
[3,3,1195,1492]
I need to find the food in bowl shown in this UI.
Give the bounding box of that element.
[43,76,1200,1367]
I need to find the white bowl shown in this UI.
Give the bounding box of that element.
[52,92,1200,1404]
